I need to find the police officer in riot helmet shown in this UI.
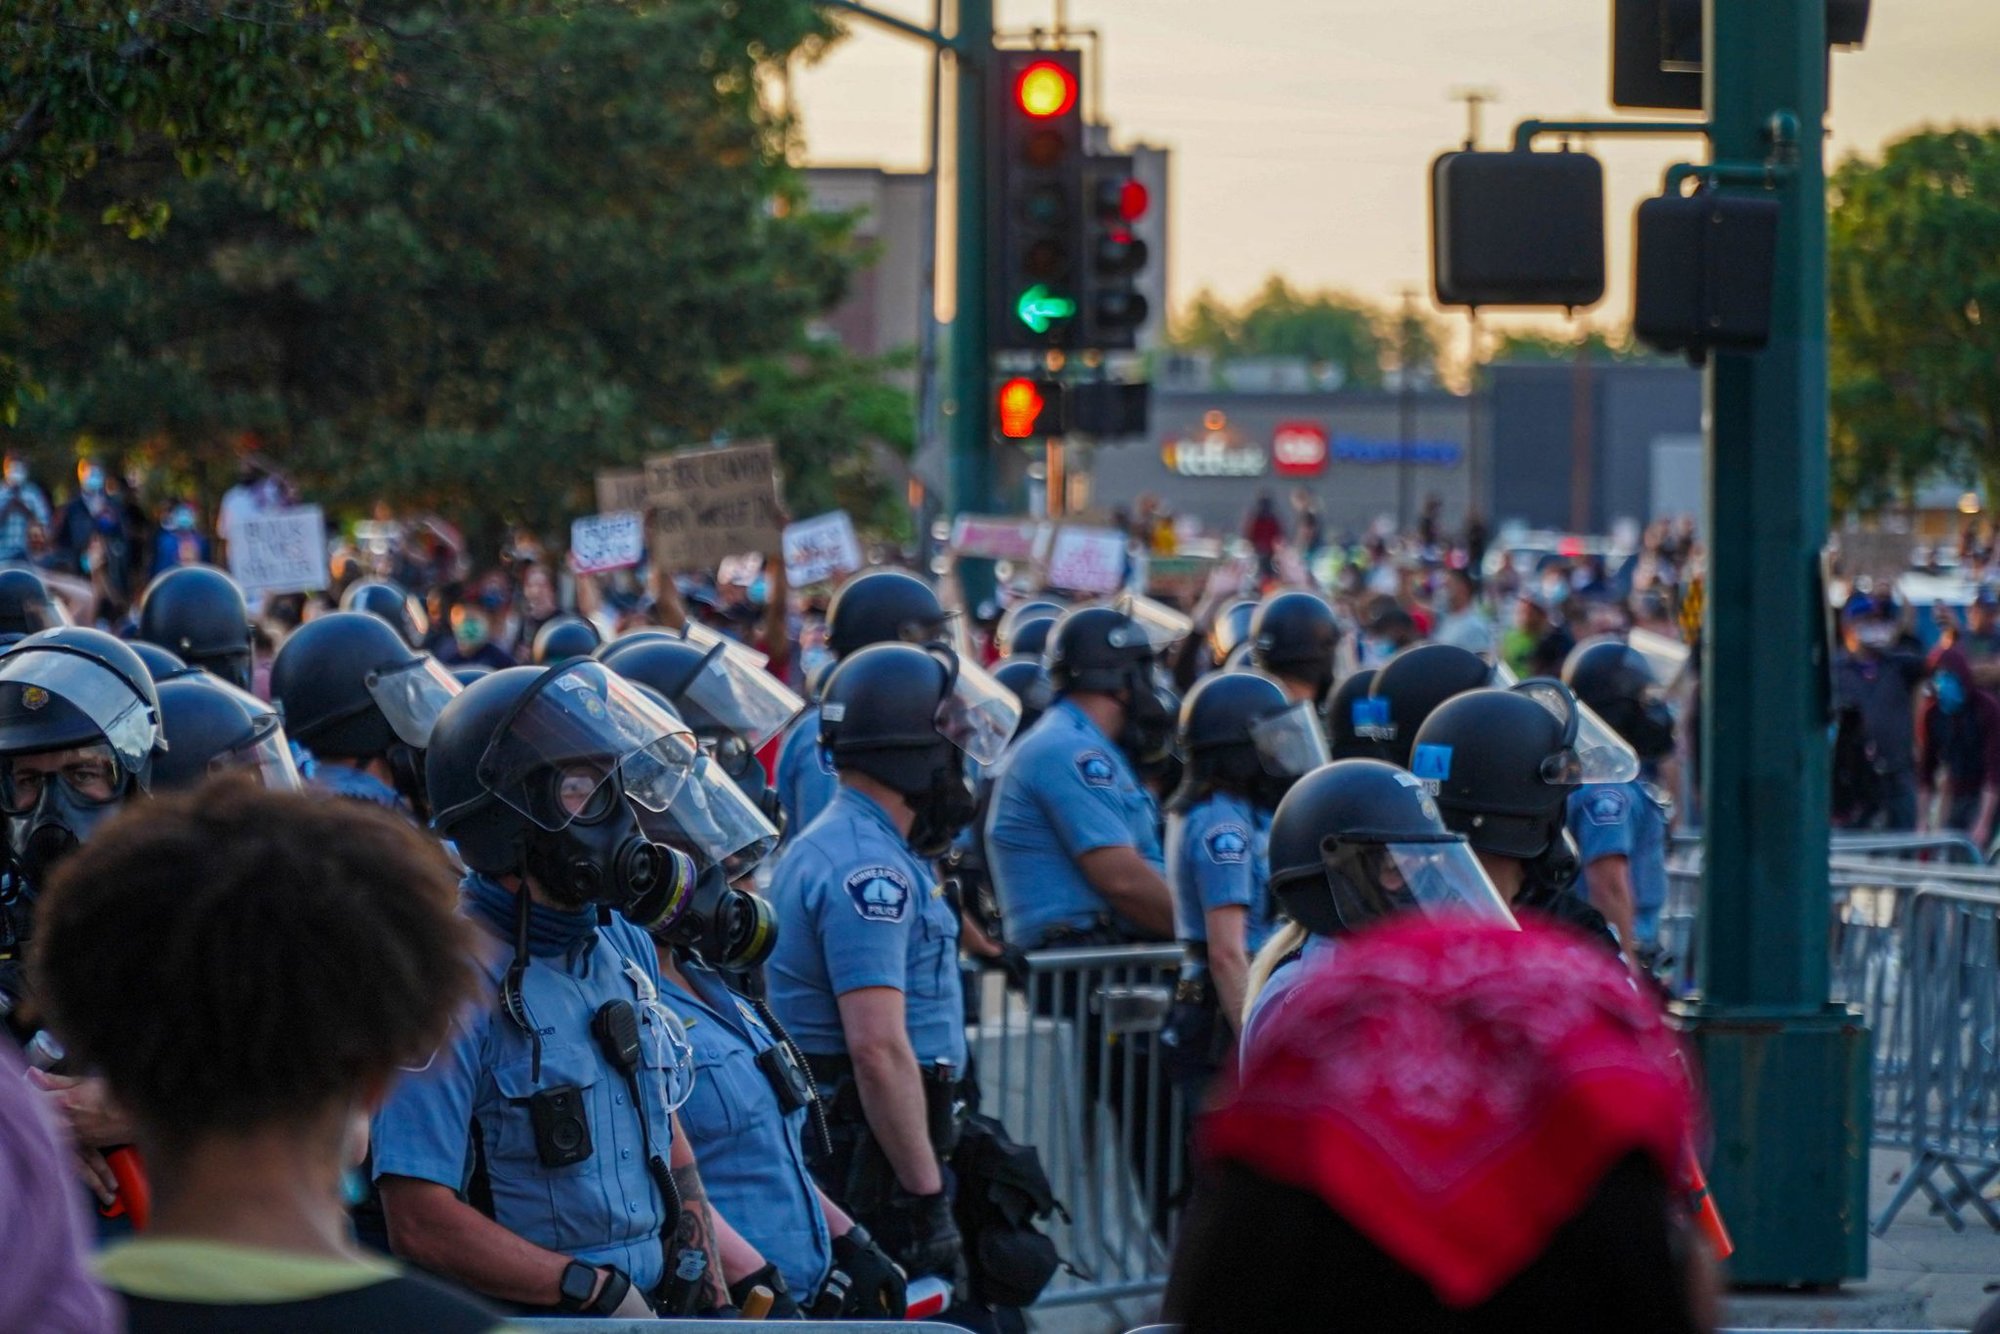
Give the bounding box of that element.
[373,663,747,1317]
[533,614,602,666]
[1410,683,1627,952]
[1250,591,1341,706]
[1162,671,1327,1098]
[991,657,1054,736]
[1324,667,1380,760]
[126,640,188,683]
[152,671,305,793]
[995,599,1064,658]
[1004,613,1057,664]
[776,569,951,841]
[1242,758,1513,1054]
[0,568,67,646]
[767,642,1020,1294]
[1563,638,1677,967]
[136,564,253,689]
[599,631,803,832]
[341,578,431,651]
[269,611,461,817]
[1209,599,1259,666]
[1363,642,1493,769]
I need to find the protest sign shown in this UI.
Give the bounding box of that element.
[645,442,783,571]
[782,511,864,587]
[949,514,1045,562]
[595,468,648,516]
[229,505,328,594]
[569,512,645,574]
[1044,525,1128,595]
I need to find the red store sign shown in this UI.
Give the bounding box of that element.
[1272,421,1330,476]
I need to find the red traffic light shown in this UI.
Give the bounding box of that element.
[1014,61,1078,119]
[1116,179,1148,222]
[997,378,1049,439]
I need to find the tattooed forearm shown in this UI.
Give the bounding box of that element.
[671,1161,727,1308]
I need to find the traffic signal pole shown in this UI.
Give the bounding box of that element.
[949,0,998,610]
[1689,0,1870,1286]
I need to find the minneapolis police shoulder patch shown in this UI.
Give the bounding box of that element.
[1204,823,1250,864]
[1583,786,1629,827]
[843,865,913,923]
[1076,750,1117,788]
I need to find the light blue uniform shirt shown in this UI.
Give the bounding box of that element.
[1167,793,1275,954]
[309,760,407,812]
[1240,933,1337,1060]
[663,962,832,1301]
[984,699,1163,949]
[775,706,838,846]
[371,876,679,1294]
[1567,780,1669,946]
[766,787,968,1070]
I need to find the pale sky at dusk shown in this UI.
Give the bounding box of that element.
[790,0,2000,331]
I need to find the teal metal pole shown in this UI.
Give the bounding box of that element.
[1689,0,1869,1286]
[948,0,997,609]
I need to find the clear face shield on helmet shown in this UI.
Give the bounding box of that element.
[1320,836,1518,933]
[192,677,305,792]
[1249,700,1332,777]
[1491,661,1640,785]
[475,662,699,833]
[364,654,462,749]
[671,635,804,751]
[637,748,780,881]
[681,619,769,670]
[933,652,1024,766]
[1114,592,1195,654]
[0,648,158,777]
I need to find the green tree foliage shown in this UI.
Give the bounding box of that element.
[1170,277,1428,389]
[1829,128,2000,513]
[6,2,916,549]
[1486,328,1653,365]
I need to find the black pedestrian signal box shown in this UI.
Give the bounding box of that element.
[1431,151,1606,310]
[989,49,1085,352]
[1070,381,1151,440]
[1633,189,1780,362]
[1612,0,1873,111]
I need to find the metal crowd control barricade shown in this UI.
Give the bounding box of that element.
[968,943,1188,1307]
[1871,883,2000,1235]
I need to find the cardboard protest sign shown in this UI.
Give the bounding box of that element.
[595,468,648,517]
[1044,524,1128,595]
[949,514,1045,563]
[569,512,645,574]
[228,505,328,594]
[645,442,783,572]
[782,511,864,587]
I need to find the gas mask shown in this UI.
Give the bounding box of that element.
[521,774,695,925]
[1613,696,1677,762]
[1119,673,1176,768]
[652,861,777,972]
[2,748,129,890]
[907,748,979,859]
[1518,825,1582,907]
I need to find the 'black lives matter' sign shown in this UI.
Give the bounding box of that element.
[644,442,783,572]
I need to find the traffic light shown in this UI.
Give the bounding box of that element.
[1611,0,1872,111]
[1080,155,1151,350]
[989,49,1084,351]
[995,377,1065,440]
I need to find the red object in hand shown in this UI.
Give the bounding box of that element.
[1679,1136,1733,1259]
[100,1146,151,1230]
[904,1275,952,1320]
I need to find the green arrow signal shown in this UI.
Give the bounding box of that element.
[1015,284,1077,334]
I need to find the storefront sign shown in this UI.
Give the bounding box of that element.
[1331,436,1464,467]
[1162,436,1268,477]
[1272,421,1329,476]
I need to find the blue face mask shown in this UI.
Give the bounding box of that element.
[1936,672,1967,715]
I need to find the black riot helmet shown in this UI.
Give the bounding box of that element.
[1564,637,1676,762]
[825,569,949,659]
[1324,668,1380,761]
[126,640,189,683]
[268,612,461,812]
[0,627,165,887]
[1176,670,1328,809]
[1210,599,1259,662]
[340,579,430,650]
[152,671,303,793]
[1365,643,1493,769]
[531,614,602,666]
[1006,613,1058,663]
[1251,591,1341,704]
[1267,759,1511,938]
[451,665,491,688]
[1047,605,1174,764]
[0,569,67,645]
[425,662,699,922]
[136,565,252,689]
[820,643,1020,857]
[991,656,1054,734]
[996,599,1065,656]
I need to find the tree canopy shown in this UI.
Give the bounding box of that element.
[1170,277,1439,390]
[4,0,918,549]
[1829,127,2000,514]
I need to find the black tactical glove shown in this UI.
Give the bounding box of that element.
[871,1186,962,1280]
[832,1224,908,1319]
[727,1262,801,1319]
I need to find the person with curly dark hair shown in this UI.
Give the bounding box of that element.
[31,780,501,1333]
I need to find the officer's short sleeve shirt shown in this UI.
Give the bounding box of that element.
[1168,793,1274,952]
[775,707,838,844]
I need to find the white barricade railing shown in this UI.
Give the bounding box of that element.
[970,943,1188,1308]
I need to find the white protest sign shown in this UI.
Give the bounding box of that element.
[1045,525,1128,595]
[228,505,327,594]
[949,514,1043,562]
[569,512,645,574]
[782,511,864,587]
